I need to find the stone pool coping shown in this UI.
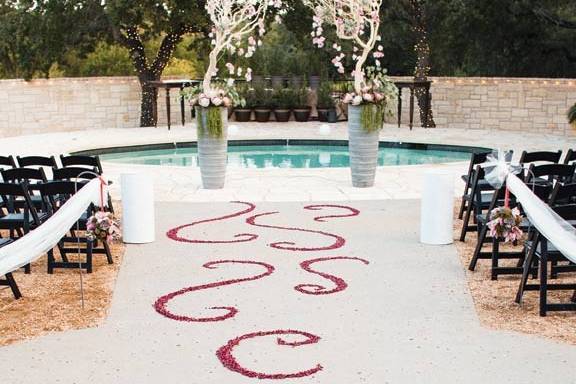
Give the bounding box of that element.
[0,121,574,202]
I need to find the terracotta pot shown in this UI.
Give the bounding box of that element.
[274,109,291,122]
[234,109,252,122]
[254,108,271,122]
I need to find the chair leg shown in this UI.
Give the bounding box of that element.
[458,190,467,219]
[459,203,474,242]
[551,260,558,279]
[491,238,500,281]
[102,241,113,264]
[4,273,22,299]
[515,247,536,304]
[47,249,55,274]
[539,250,548,317]
[469,225,488,271]
[86,240,93,274]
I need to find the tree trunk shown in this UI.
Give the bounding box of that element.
[408,0,436,128]
[139,72,160,127]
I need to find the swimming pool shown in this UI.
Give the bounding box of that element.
[96,141,476,169]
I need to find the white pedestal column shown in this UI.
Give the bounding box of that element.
[420,169,454,245]
[121,173,155,244]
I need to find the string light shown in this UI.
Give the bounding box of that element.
[410,0,435,127]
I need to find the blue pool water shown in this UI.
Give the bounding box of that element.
[100,144,471,168]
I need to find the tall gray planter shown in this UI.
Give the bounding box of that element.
[348,104,380,188]
[196,107,228,189]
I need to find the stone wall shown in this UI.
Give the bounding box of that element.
[0,75,574,137]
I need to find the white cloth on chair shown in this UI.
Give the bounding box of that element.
[507,174,576,263]
[0,178,104,276]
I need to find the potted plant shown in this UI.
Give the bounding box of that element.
[273,88,294,122]
[306,0,397,188]
[234,85,252,122]
[190,0,281,189]
[569,103,576,129]
[293,86,311,122]
[253,85,273,123]
[316,81,337,123]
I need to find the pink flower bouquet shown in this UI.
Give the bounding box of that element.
[487,207,524,244]
[86,211,121,242]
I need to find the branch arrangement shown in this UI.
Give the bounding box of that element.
[306,0,383,93]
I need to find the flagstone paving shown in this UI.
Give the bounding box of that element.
[0,200,575,383]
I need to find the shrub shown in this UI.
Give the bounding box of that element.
[273,87,296,109]
[253,85,273,109]
[294,86,311,108]
[317,82,335,109]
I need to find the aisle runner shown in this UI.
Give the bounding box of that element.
[154,202,367,380]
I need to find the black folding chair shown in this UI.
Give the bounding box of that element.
[53,166,114,213]
[519,150,562,166]
[16,155,58,169]
[0,181,48,274]
[468,183,552,279]
[515,204,576,316]
[458,152,491,219]
[1,168,49,211]
[38,181,113,274]
[525,163,576,186]
[460,166,495,241]
[0,238,21,299]
[0,156,17,170]
[60,155,103,174]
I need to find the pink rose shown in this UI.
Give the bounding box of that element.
[342,93,354,104]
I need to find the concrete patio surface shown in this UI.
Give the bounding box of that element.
[0,200,574,383]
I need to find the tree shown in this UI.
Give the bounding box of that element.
[201,0,280,93]
[0,0,105,79]
[404,0,435,127]
[104,0,210,127]
[306,0,383,94]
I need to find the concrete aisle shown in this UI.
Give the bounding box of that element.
[0,200,574,384]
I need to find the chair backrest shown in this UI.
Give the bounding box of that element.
[60,155,103,174]
[16,155,58,169]
[564,149,576,165]
[0,156,16,169]
[52,167,99,182]
[519,150,562,166]
[1,168,47,184]
[37,181,80,213]
[526,163,576,184]
[549,183,576,206]
[488,183,552,214]
[0,181,41,227]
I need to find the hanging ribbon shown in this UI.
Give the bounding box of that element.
[481,149,522,207]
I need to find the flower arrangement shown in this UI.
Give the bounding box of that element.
[86,211,121,242]
[341,67,397,132]
[487,206,524,244]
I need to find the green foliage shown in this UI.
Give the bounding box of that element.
[197,106,224,139]
[74,42,135,77]
[317,82,335,109]
[273,88,296,109]
[569,103,576,128]
[253,85,273,108]
[294,86,310,108]
[361,104,385,133]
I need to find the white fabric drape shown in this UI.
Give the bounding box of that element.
[0,179,103,276]
[507,174,576,263]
